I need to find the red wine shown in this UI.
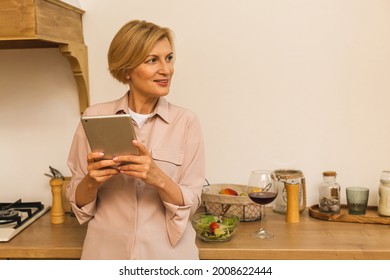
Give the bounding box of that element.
[249,192,277,205]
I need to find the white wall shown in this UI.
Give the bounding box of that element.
[1,0,389,207]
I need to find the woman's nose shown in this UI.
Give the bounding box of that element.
[158,61,172,74]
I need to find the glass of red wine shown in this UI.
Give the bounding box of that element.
[247,170,278,239]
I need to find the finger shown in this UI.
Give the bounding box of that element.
[87,152,105,163]
[88,158,118,171]
[90,167,119,178]
[112,140,150,164]
[113,154,143,165]
[132,140,150,156]
[119,167,148,179]
[89,170,119,183]
[118,162,147,172]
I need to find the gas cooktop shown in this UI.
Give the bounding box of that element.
[0,199,50,242]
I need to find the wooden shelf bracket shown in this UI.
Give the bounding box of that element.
[59,43,89,114]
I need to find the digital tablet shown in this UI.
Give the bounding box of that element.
[81,114,139,159]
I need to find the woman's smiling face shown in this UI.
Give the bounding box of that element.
[128,37,174,99]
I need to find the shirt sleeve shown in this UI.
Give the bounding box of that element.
[162,113,206,246]
[66,120,97,224]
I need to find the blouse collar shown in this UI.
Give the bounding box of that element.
[113,91,170,124]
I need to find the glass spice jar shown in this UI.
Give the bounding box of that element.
[378,171,390,216]
[319,171,341,214]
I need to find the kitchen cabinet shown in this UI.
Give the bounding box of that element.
[1,209,390,259]
[0,0,89,113]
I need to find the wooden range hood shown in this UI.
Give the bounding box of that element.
[0,0,89,113]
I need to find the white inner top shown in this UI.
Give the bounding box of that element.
[129,108,152,128]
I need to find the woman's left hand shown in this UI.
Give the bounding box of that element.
[114,140,164,187]
[115,140,184,205]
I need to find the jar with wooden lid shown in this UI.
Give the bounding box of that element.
[378,171,390,216]
[319,171,341,214]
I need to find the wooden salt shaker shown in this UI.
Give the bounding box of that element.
[286,182,300,223]
[49,178,65,224]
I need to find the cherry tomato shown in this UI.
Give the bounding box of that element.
[209,222,219,233]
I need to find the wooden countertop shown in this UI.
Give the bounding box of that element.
[1,208,390,259]
[0,212,86,259]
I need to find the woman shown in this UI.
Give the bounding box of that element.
[67,20,205,260]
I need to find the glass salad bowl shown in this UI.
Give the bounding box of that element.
[191,212,240,242]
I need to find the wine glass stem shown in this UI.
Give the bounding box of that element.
[259,204,267,232]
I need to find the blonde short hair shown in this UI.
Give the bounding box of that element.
[107,20,174,84]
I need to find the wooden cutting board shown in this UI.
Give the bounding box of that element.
[309,204,390,225]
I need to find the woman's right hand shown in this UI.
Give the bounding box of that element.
[75,152,120,207]
[87,152,120,185]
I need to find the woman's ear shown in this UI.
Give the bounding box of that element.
[124,68,131,80]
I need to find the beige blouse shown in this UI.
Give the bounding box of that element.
[67,92,205,259]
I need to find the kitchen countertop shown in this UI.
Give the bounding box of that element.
[1,208,390,259]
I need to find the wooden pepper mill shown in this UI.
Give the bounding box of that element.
[286,182,300,223]
[49,178,65,224]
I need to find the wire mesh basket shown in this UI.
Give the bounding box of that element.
[202,183,261,221]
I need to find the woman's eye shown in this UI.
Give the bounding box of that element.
[146,57,157,64]
[166,54,174,62]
